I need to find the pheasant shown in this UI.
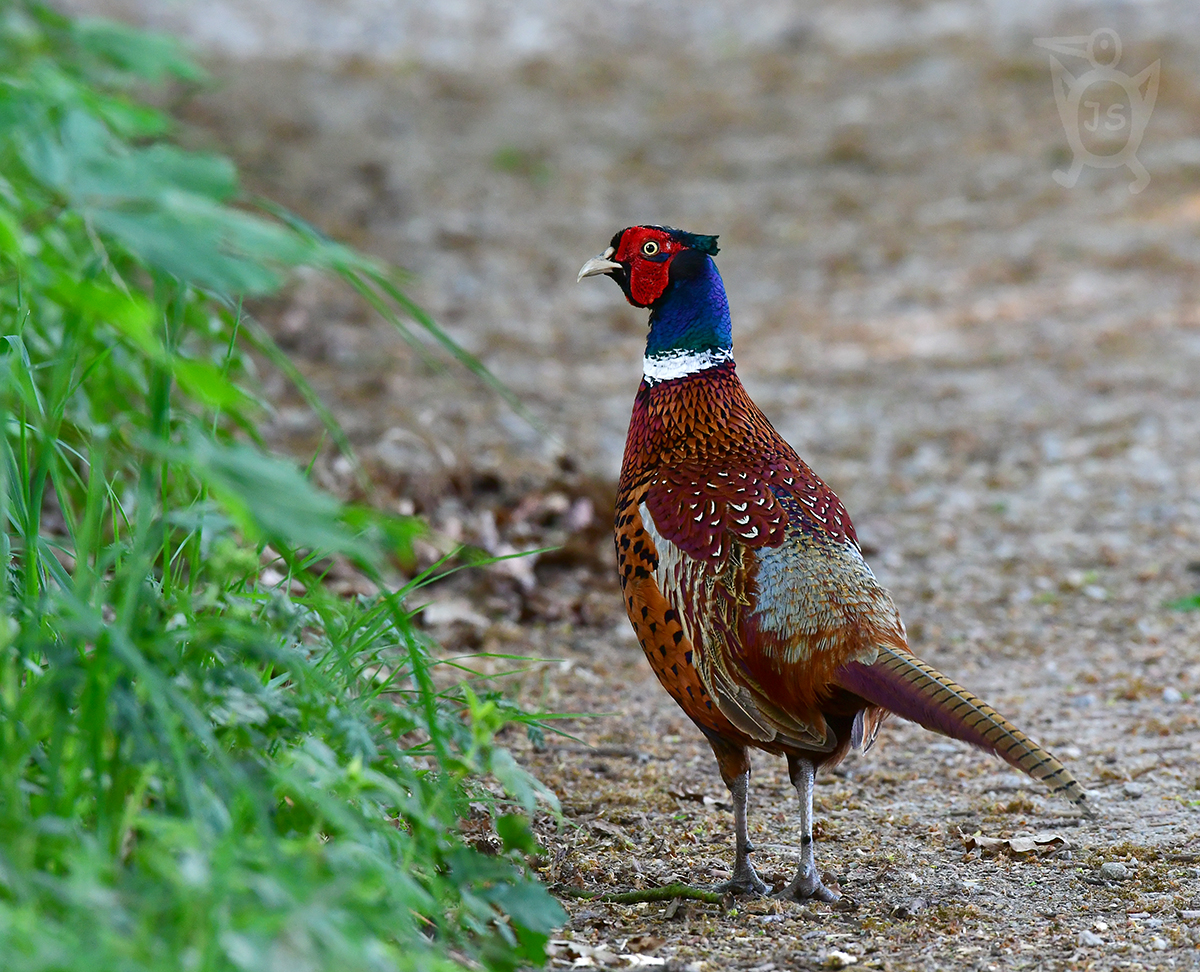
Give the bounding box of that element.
[578,225,1089,902]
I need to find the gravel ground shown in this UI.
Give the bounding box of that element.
[61,2,1200,968]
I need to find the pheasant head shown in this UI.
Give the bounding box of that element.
[578,225,731,379]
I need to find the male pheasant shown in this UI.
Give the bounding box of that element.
[578,225,1089,902]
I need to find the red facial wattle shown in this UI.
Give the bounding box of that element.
[612,227,680,307]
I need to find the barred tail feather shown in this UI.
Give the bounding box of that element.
[835,644,1091,813]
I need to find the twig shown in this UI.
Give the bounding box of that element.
[556,883,727,905]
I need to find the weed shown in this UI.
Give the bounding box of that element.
[0,5,562,969]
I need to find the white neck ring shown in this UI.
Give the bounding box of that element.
[642,347,733,384]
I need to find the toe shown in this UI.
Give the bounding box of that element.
[715,874,770,896]
[774,873,840,903]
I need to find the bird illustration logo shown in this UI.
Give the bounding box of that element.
[1035,28,1159,193]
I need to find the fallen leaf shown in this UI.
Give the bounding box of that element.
[419,598,490,629]
[590,819,629,839]
[546,941,621,968]
[624,934,665,954]
[963,833,1070,856]
[663,897,686,920]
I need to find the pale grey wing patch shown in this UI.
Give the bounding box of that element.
[640,501,835,753]
[752,529,896,667]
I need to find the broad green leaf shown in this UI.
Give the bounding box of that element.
[74,18,206,83]
[180,436,368,557]
[84,92,172,139]
[47,274,159,356]
[172,358,255,414]
[0,208,25,264]
[495,813,541,856]
[488,748,559,814]
[341,505,424,562]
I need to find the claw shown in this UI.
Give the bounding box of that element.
[775,870,840,903]
[714,867,770,897]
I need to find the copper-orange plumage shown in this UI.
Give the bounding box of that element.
[580,226,1090,900]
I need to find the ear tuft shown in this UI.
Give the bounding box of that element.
[663,227,719,256]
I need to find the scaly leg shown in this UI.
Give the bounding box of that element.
[777,754,839,902]
[717,766,770,895]
[703,732,769,895]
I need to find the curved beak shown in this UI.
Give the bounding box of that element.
[577,247,622,283]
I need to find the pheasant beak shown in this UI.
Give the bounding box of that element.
[577,247,623,282]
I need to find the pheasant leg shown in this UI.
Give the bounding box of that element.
[714,768,770,895]
[703,734,769,895]
[777,755,839,902]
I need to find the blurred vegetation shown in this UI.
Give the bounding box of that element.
[0,4,563,970]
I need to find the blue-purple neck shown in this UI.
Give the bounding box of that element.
[645,255,733,358]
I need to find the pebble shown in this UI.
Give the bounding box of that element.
[889,897,926,919]
[1123,781,1147,799]
[1182,910,1200,919]
[1099,862,1130,881]
[1150,936,1169,951]
[821,950,858,969]
[1077,930,1104,947]
[1162,686,1183,703]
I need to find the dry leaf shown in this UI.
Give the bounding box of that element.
[590,819,629,838]
[963,833,1070,856]
[625,934,665,954]
[546,941,621,967]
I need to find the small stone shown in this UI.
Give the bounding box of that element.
[1181,909,1200,919]
[821,950,858,969]
[1123,781,1147,799]
[1162,686,1183,703]
[1099,861,1130,881]
[1077,929,1104,947]
[890,897,926,919]
[1150,935,1169,950]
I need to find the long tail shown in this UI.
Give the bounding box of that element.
[835,644,1091,813]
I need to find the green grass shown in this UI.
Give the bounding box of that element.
[0,5,563,970]
[1166,594,1200,611]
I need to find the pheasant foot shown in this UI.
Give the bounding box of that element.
[775,866,840,903]
[714,848,770,896]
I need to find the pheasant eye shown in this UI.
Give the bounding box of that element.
[641,240,660,257]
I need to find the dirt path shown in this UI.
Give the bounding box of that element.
[63,2,1200,966]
